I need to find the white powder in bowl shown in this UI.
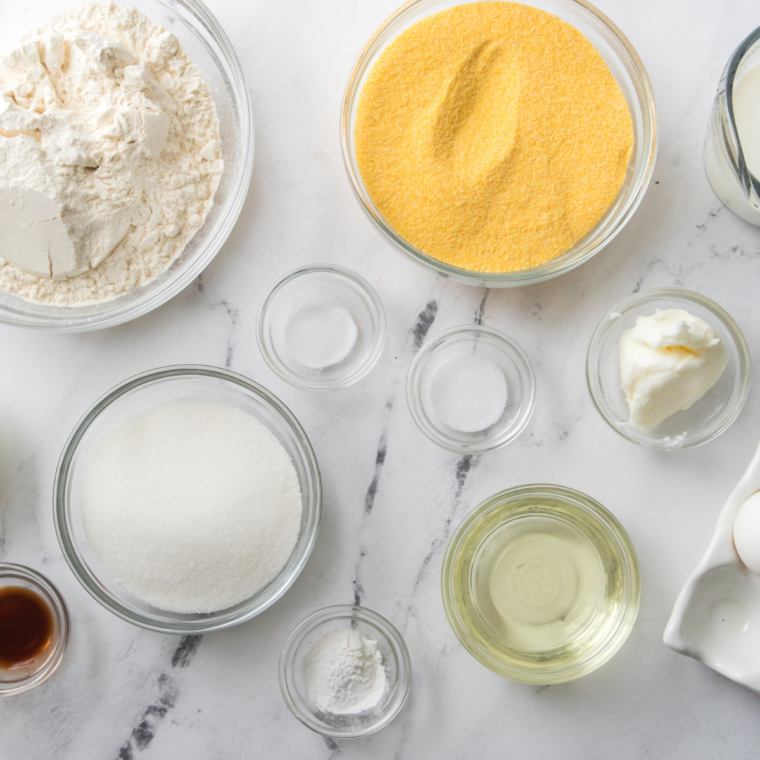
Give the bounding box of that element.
[285,304,358,370]
[81,399,302,614]
[0,3,223,305]
[430,355,508,433]
[304,628,386,715]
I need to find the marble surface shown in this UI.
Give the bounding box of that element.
[2,0,760,756]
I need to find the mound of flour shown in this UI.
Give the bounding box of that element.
[0,3,223,305]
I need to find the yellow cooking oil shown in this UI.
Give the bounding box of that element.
[455,496,629,668]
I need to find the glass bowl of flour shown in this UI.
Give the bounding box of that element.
[279,605,411,738]
[0,0,253,331]
[53,365,321,633]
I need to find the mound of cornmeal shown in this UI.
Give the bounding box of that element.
[355,2,634,273]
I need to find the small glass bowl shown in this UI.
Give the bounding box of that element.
[441,485,640,685]
[53,366,321,634]
[279,605,411,738]
[0,564,69,696]
[0,0,254,331]
[257,265,386,391]
[406,326,535,453]
[587,288,751,450]
[341,0,657,287]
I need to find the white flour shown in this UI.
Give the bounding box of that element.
[304,628,387,715]
[0,3,223,305]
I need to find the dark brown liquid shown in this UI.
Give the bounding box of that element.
[0,586,54,669]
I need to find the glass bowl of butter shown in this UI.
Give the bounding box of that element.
[587,288,751,450]
[0,0,253,331]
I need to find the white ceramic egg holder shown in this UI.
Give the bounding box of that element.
[665,439,760,692]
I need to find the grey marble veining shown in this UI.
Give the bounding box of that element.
[3,0,760,757]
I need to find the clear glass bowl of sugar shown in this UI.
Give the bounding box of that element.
[406,326,536,453]
[279,605,411,739]
[257,265,386,391]
[0,0,253,331]
[53,365,321,634]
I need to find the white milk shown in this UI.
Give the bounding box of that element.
[734,62,760,178]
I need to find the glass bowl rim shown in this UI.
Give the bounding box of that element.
[53,364,322,634]
[586,287,752,450]
[0,0,254,332]
[0,562,70,696]
[256,263,387,392]
[441,484,641,684]
[279,604,412,738]
[406,324,536,453]
[340,0,658,288]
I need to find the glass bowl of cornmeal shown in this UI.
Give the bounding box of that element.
[442,485,640,684]
[587,288,751,450]
[341,0,656,287]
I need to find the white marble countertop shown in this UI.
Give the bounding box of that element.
[3,0,760,756]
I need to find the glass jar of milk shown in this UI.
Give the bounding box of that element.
[704,27,760,225]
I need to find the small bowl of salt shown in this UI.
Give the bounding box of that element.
[279,605,411,738]
[407,325,536,453]
[257,265,386,391]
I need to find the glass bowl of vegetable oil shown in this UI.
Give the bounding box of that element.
[442,485,640,684]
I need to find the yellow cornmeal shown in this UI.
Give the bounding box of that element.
[355,2,634,273]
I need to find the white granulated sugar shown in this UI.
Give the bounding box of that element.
[81,400,302,614]
[431,355,508,433]
[0,3,223,305]
[304,628,387,715]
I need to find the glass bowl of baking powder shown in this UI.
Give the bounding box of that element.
[0,0,253,331]
[279,605,412,738]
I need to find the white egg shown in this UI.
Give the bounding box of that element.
[733,492,760,575]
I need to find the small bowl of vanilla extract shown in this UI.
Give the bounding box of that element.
[0,563,69,696]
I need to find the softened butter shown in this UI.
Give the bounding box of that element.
[619,309,728,429]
